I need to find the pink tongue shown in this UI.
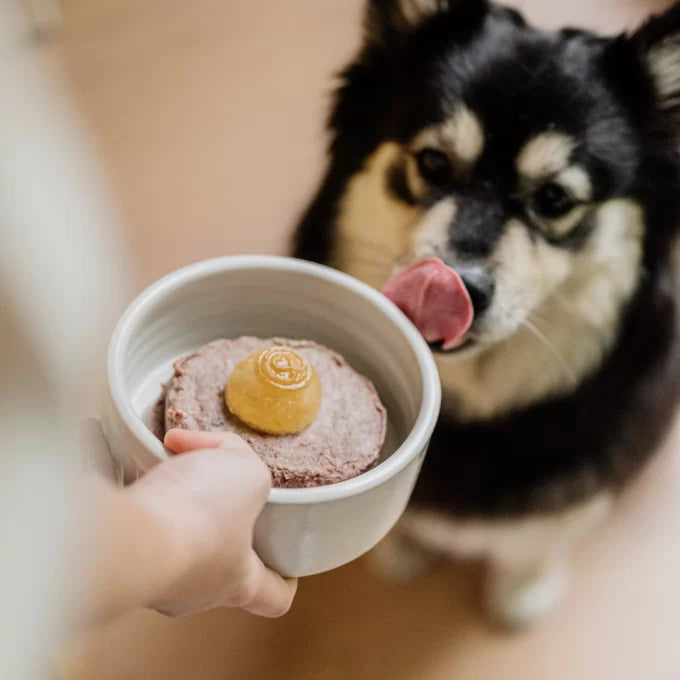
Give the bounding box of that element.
[382,258,473,350]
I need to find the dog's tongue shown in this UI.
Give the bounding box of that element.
[382,258,473,350]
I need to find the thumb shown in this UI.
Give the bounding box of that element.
[159,429,271,514]
[164,428,251,456]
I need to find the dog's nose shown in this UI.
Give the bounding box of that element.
[458,266,494,314]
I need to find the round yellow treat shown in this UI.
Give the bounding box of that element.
[226,347,322,435]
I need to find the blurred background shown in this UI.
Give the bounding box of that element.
[16,0,679,677]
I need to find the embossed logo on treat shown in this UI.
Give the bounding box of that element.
[256,347,312,390]
[226,345,322,435]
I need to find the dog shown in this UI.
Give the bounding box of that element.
[293,0,680,627]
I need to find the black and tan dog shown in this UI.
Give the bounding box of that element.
[294,0,680,626]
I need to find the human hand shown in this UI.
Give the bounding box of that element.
[128,429,297,618]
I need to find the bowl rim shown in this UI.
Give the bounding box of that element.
[107,254,441,504]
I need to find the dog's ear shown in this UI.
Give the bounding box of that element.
[631,3,680,115]
[363,0,490,47]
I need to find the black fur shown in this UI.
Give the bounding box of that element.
[293,1,680,518]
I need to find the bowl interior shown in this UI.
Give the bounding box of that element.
[116,259,428,485]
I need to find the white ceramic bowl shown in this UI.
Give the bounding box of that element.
[102,255,440,577]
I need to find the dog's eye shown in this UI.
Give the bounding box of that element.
[415,148,452,186]
[533,183,577,218]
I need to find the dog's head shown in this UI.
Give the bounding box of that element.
[326,1,680,416]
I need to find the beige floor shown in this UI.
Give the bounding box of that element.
[56,1,679,678]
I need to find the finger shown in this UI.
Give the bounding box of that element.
[238,552,298,618]
[144,447,271,514]
[164,428,249,455]
[163,431,270,502]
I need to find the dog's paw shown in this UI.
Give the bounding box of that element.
[367,533,434,584]
[483,559,568,630]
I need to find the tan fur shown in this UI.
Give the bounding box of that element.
[516,131,576,179]
[398,493,612,567]
[404,152,428,200]
[436,199,644,419]
[556,165,592,201]
[440,105,485,164]
[380,495,612,627]
[333,143,417,289]
[335,115,649,628]
[400,0,442,25]
[526,165,592,238]
[545,204,590,238]
[647,34,680,110]
[412,197,457,259]
[335,137,645,420]
[413,105,485,169]
[371,491,612,626]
